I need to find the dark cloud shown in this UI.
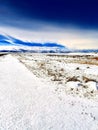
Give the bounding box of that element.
[0,0,98,29]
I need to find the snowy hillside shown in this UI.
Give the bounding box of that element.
[0,34,69,53]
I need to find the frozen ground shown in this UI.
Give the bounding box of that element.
[17,53,98,99]
[0,54,98,130]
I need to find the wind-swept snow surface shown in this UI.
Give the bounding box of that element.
[0,54,98,130]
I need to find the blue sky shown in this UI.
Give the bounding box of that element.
[0,0,98,49]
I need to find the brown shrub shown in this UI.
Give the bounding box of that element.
[83,76,96,83]
[66,76,80,82]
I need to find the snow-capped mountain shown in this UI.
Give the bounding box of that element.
[0,34,97,53]
[71,49,98,53]
[0,35,70,53]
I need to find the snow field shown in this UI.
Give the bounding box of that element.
[0,54,98,129]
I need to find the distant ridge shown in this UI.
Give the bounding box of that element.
[71,49,98,53]
[0,34,69,53]
[0,34,98,53]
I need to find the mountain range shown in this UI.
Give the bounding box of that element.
[0,34,98,53]
[0,34,70,53]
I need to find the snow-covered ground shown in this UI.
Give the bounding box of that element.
[17,53,98,98]
[0,54,98,130]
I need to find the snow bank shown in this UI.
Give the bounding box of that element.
[65,81,80,90]
[85,81,97,91]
